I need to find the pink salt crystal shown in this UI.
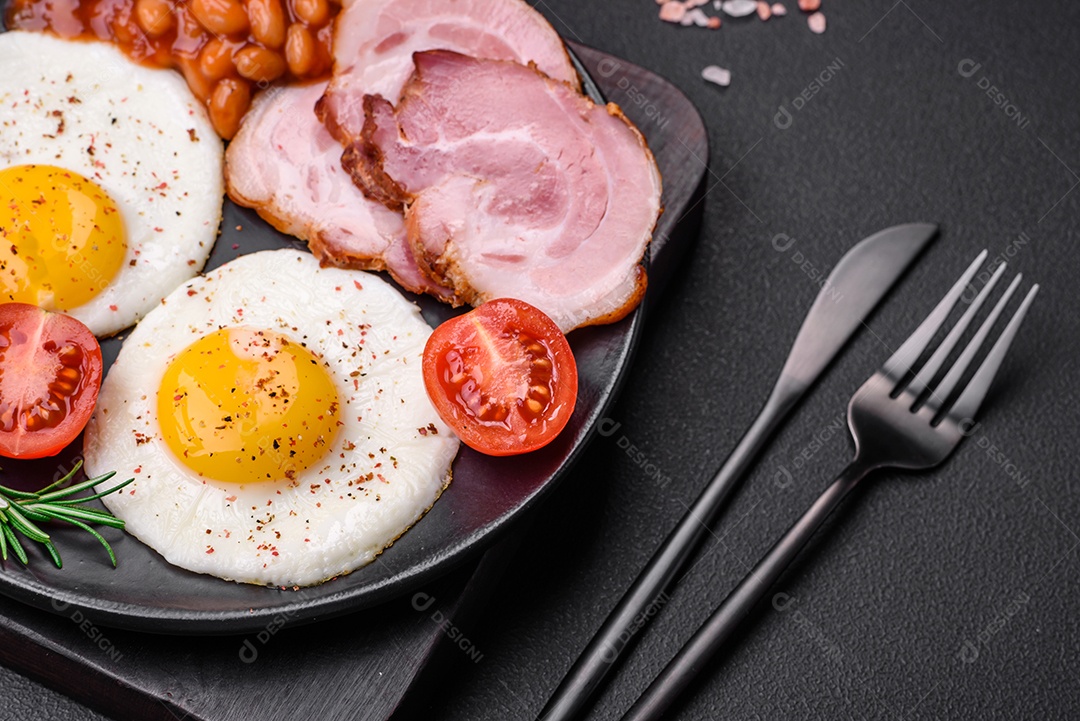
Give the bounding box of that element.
[685,7,710,25]
[756,1,771,19]
[771,3,787,15]
[807,10,825,32]
[685,0,710,7]
[722,0,757,17]
[707,15,722,28]
[659,1,687,22]
[701,65,731,87]
[798,0,819,11]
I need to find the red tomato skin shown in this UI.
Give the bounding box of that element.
[0,303,103,459]
[422,299,577,456]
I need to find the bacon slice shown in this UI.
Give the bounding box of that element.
[317,0,579,144]
[224,82,454,298]
[345,51,663,333]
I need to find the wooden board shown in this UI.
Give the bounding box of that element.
[0,43,708,721]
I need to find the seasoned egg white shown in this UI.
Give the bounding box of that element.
[0,31,223,336]
[82,250,459,587]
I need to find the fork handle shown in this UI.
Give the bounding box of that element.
[619,460,873,721]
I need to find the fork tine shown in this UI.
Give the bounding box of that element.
[907,263,1007,399]
[925,273,1023,413]
[882,250,988,383]
[947,284,1038,422]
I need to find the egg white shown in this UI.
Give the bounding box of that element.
[82,250,459,587]
[0,31,223,337]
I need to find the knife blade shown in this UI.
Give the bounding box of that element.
[537,222,939,721]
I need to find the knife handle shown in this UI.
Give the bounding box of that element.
[618,461,869,721]
[537,388,797,721]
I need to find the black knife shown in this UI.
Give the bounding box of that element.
[537,222,940,721]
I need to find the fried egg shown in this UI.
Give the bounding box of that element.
[82,250,459,587]
[0,31,223,337]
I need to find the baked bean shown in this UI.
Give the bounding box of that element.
[209,77,252,139]
[190,0,249,35]
[145,40,174,67]
[176,55,214,103]
[198,38,234,81]
[134,0,174,37]
[173,3,207,49]
[247,0,286,49]
[111,8,142,44]
[234,45,286,83]
[292,0,328,26]
[284,23,315,77]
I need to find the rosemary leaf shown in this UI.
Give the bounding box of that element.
[37,472,121,502]
[2,523,27,565]
[55,516,117,568]
[0,485,42,501]
[28,502,126,527]
[19,507,52,523]
[46,477,135,506]
[0,468,131,568]
[4,504,50,543]
[43,541,63,569]
[34,461,84,496]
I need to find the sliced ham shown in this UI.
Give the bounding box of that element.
[344,51,663,333]
[317,0,579,144]
[224,82,454,298]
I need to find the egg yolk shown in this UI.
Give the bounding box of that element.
[157,327,342,485]
[0,165,127,311]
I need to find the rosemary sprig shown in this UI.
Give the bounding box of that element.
[0,461,134,569]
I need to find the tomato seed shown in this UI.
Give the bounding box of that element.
[25,409,46,431]
[59,345,83,366]
[477,401,510,424]
[529,385,551,401]
[445,349,464,375]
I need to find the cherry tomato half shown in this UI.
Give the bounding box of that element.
[422,298,578,456]
[0,303,103,459]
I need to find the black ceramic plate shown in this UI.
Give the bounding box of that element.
[0,37,649,633]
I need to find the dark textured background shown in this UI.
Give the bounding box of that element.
[4,0,1080,718]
